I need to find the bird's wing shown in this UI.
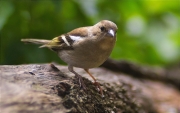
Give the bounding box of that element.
[40,35,74,51]
[40,27,89,51]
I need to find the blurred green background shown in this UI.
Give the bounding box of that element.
[0,0,180,66]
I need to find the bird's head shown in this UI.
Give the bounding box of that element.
[94,20,118,39]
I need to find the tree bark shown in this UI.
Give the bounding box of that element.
[0,64,179,113]
[102,59,180,89]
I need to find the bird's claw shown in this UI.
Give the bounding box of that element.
[93,82,104,97]
[75,75,87,90]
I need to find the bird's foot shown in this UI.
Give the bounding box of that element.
[75,74,87,90]
[93,82,104,97]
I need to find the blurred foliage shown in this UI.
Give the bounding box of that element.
[0,0,180,66]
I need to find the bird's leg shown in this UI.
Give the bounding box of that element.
[84,69,103,96]
[68,66,86,90]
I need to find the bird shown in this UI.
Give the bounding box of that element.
[21,20,118,96]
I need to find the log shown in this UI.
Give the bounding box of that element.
[0,64,179,113]
[102,59,180,89]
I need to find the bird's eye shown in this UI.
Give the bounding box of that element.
[100,26,105,32]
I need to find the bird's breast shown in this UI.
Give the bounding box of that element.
[58,38,115,69]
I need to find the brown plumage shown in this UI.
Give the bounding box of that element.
[21,20,118,97]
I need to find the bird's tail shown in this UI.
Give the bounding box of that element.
[21,39,51,48]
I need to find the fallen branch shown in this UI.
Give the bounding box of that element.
[0,64,156,113]
[102,59,180,89]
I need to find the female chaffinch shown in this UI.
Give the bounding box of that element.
[21,20,118,96]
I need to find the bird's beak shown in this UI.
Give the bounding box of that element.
[108,29,115,37]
